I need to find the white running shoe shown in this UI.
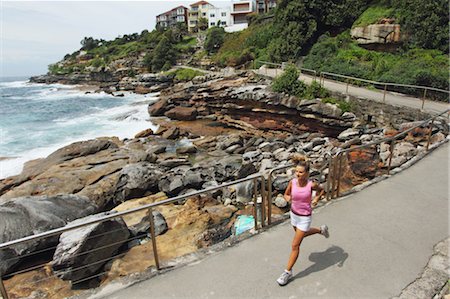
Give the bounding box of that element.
[320,224,329,238]
[276,270,292,286]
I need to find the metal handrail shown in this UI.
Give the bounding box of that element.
[0,173,263,251]
[0,172,266,299]
[254,60,450,106]
[329,108,449,198]
[320,71,450,94]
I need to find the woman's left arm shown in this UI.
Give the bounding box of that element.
[311,181,324,207]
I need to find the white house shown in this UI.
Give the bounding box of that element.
[208,7,231,28]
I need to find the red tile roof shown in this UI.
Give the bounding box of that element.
[190,1,211,7]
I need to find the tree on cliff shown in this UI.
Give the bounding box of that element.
[198,17,209,31]
[204,27,225,54]
[393,0,449,53]
[80,37,101,51]
[268,0,368,62]
[145,36,176,72]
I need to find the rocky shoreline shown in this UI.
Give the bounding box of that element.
[2,70,448,298]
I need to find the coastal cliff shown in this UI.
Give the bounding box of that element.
[1,71,447,298]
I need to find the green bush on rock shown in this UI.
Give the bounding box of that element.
[271,65,307,97]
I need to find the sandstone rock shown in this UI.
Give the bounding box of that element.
[0,195,97,276]
[235,180,255,204]
[182,170,205,189]
[134,128,154,138]
[274,194,288,208]
[176,145,197,154]
[341,137,362,149]
[273,175,291,192]
[148,98,169,116]
[236,163,257,179]
[338,128,360,141]
[162,127,180,140]
[114,163,164,203]
[158,175,184,196]
[52,212,130,282]
[158,158,190,168]
[164,107,198,121]
[147,144,167,155]
[113,192,169,236]
[351,23,402,45]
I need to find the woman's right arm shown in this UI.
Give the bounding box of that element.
[284,180,292,203]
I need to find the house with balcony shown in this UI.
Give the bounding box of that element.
[156,5,188,29]
[224,0,256,32]
[257,0,277,13]
[188,1,215,32]
[208,7,231,28]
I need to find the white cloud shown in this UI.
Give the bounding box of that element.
[1,0,230,76]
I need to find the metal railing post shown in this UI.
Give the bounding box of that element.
[326,154,333,201]
[387,139,396,175]
[267,173,273,225]
[313,70,317,82]
[425,119,435,151]
[253,178,258,230]
[383,84,387,103]
[330,155,339,198]
[260,176,266,227]
[346,79,349,94]
[336,154,344,197]
[421,88,427,110]
[148,207,160,270]
[0,277,9,299]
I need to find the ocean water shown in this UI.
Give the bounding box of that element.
[0,77,159,179]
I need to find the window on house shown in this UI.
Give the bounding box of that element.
[177,8,184,14]
[202,12,206,16]
[202,4,207,8]
[221,12,226,16]
[210,13,215,17]
[210,22,215,26]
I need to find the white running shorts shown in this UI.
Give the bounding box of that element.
[290,211,312,232]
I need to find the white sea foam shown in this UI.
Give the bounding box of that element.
[0,93,160,179]
[0,80,29,88]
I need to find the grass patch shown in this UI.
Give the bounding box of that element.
[352,5,395,27]
[166,68,205,81]
[175,36,197,51]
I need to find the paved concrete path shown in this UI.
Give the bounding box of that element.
[105,143,448,299]
[257,67,449,115]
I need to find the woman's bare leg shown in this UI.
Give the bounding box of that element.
[286,228,306,271]
[304,227,321,237]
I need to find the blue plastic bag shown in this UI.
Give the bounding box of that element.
[234,215,255,236]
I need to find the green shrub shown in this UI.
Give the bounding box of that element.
[272,65,307,97]
[303,32,449,99]
[205,27,225,54]
[305,81,330,99]
[322,97,353,113]
[166,68,205,81]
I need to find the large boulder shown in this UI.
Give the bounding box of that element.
[114,163,164,204]
[52,212,130,282]
[148,98,169,116]
[164,107,198,121]
[0,195,97,276]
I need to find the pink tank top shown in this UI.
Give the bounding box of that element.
[291,179,312,216]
